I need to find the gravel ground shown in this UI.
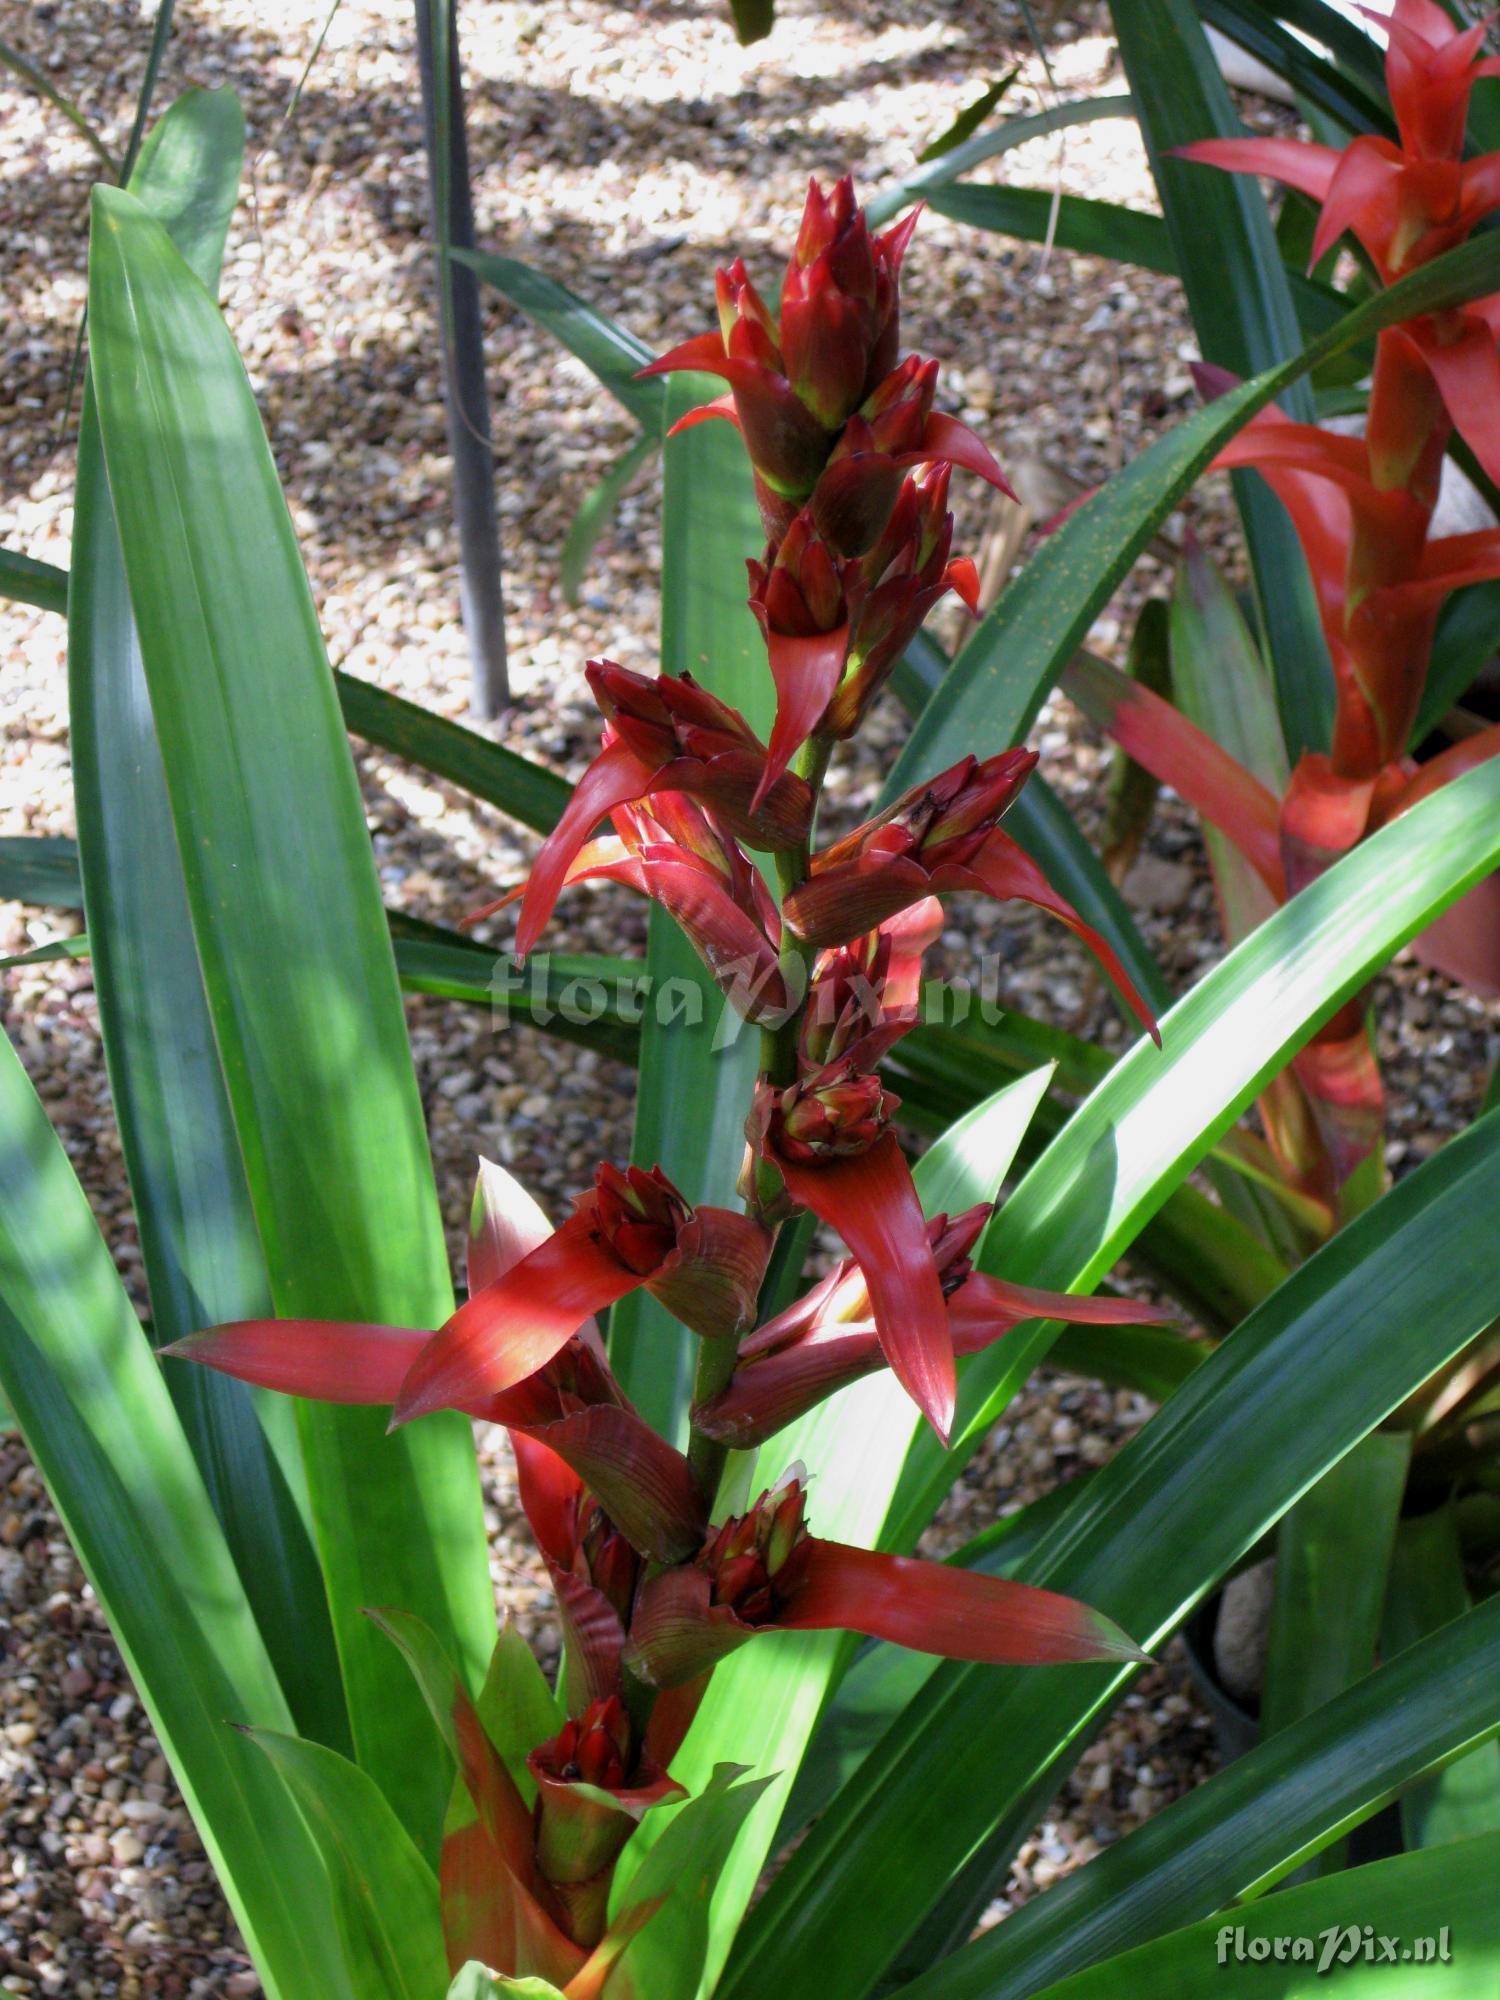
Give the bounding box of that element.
[2,0,1497,1993]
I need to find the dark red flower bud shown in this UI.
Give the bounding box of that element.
[639,177,1009,548]
[778,175,915,429]
[528,1697,685,1948]
[766,1061,893,1162]
[592,1163,690,1274]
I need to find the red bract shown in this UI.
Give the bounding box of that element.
[799,897,942,1073]
[477,790,789,1025]
[695,1206,1169,1448]
[783,750,1161,1044]
[747,1061,957,1440]
[492,661,813,961]
[393,1161,769,1425]
[622,1472,1147,1688]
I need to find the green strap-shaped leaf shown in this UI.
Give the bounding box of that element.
[602,374,771,1437]
[0,834,83,906]
[0,546,68,614]
[0,1033,353,2000]
[0,32,120,172]
[925,183,1354,360]
[457,245,663,426]
[607,1765,775,2000]
[1256,1430,1412,1876]
[560,429,657,607]
[863,94,1136,230]
[722,766,1500,2000]
[243,1729,447,2000]
[86,182,494,1849]
[1024,1832,1500,2000]
[1201,0,1393,140]
[71,86,345,1750]
[882,228,1500,813]
[335,669,570,833]
[904,1594,1500,1999]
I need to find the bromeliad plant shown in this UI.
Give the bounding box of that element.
[164,176,1168,1986]
[7,32,1500,2000]
[1062,0,1500,1218]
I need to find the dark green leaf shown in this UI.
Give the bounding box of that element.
[918,73,1019,162]
[0,547,69,615]
[457,246,663,426]
[910,1598,1500,1999]
[864,94,1136,231]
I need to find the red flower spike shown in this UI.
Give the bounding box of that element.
[513,1404,706,1566]
[747,466,983,795]
[528,1698,686,1949]
[809,358,1014,558]
[640,177,1010,548]
[391,1206,646,1426]
[751,1068,956,1439]
[696,1213,1168,1448]
[623,1473,1148,1689]
[485,798,788,1026]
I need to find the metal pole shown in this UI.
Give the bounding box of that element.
[414,0,509,717]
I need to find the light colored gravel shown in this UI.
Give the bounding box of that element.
[2,0,1497,1992]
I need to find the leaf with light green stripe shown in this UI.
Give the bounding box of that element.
[71,85,344,1750]
[722,763,1500,2000]
[884,233,1500,807]
[1382,1509,1500,1851]
[244,1728,447,2000]
[925,183,1355,363]
[905,1593,1500,1999]
[1027,1833,1500,2000]
[335,669,569,833]
[87,182,494,1850]
[603,373,771,1437]
[0,1032,353,2000]
[863,94,1136,230]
